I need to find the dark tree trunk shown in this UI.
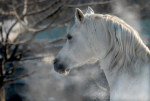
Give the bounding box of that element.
[0,87,5,101]
[0,63,5,101]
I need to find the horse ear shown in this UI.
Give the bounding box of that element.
[75,8,84,23]
[86,6,94,14]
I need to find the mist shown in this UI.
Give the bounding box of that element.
[16,1,150,101]
[23,53,110,101]
[110,0,150,100]
[112,0,148,42]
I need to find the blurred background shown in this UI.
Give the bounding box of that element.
[0,0,150,101]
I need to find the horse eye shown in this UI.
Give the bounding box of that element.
[67,34,72,40]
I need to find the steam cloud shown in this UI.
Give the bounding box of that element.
[22,1,149,101]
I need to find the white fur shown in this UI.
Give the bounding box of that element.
[56,8,150,101]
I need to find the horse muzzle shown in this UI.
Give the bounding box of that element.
[53,58,70,74]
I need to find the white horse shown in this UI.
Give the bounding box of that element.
[53,7,150,101]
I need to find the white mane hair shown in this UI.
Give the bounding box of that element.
[84,13,150,73]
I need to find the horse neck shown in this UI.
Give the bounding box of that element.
[100,44,150,87]
[101,52,150,99]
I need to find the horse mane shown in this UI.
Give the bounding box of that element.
[88,14,150,72]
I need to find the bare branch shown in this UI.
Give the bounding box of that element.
[67,0,113,8]
[4,71,35,86]
[18,4,64,49]
[15,0,51,10]
[0,61,5,87]
[9,44,19,61]
[4,63,15,76]
[19,16,60,59]
[33,8,61,26]
[22,0,28,15]
[0,0,50,15]
[13,11,39,32]
[0,10,15,16]
[4,55,53,64]
[5,37,65,64]
[11,7,64,63]
[13,4,62,33]
[5,20,18,43]
[22,0,28,24]
[0,22,4,42]
[13,55,53,62]
[24,0,61,16]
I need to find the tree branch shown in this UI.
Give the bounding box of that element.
[24,0,61,16]
[5,20,18,43]
[4,71,35,86]
[15,0,51,10]
[22,0,28,24]
[66,0,113,8]
[0,22,4,42]
[0,11,15,16]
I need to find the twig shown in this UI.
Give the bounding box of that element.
[4,71,35,85]
[13,11,40,32]
[0,10,15,15]
[6,55,53,63]
[9,44,19,61]
[5,20,18,43]
[31,2,63,26]
[22,0,28,24]
[0,22,4,42]
[19,13,61,59]
[13,5,62,33]
[20,3,65,49]
[67,0,113,8]
[4,63,15,76]
[15,0,51,10]
[25,0,61,16]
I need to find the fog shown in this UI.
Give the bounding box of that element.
[20,1,150,101]
[112,0,148,42]
[23,54,109,101]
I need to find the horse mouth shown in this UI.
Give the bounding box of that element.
[56,68,70,75]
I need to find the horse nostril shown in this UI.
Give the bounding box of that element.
[53,58,59,64]
[53,58,68,73]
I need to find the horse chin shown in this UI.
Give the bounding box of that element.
[63,68,70,75]
[57,68,70,75]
